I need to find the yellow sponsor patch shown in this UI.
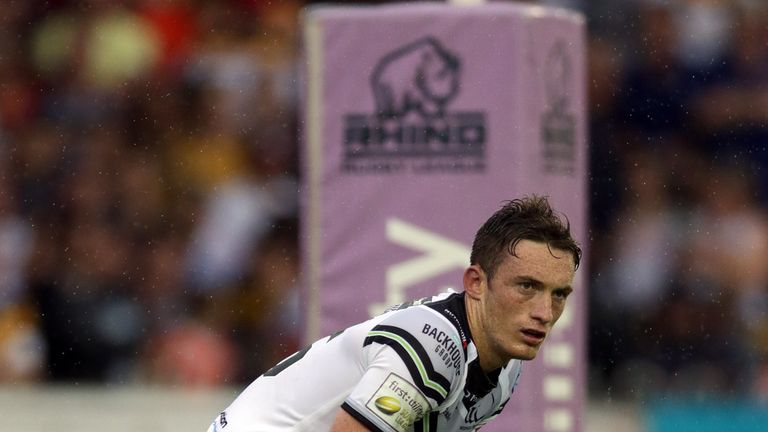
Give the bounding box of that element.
[366,373,429,432]
[374,396,401,415]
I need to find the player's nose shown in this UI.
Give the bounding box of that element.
[530,292,554,324]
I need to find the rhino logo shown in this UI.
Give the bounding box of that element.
[371,37,460,120]
[342,37,486,174]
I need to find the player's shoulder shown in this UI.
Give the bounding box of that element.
[365,292,468,376]
[374,291,465,340]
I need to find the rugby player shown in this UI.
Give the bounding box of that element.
[207,195,581,431]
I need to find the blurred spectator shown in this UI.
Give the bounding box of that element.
[688,4,768,199]
[0,158,33,312]
[143,319,240,387]
[202,219,301,381]
[184,170,295,293]
[31,2,161,91]
[0,155,42,382]
[676,161,768,392]
[589,148,689,397]
[674,0,733,69]
[586,36,627,235]
[137,0,199,80]
[617,2,698,137]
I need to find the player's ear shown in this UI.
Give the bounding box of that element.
[463,265,485,300]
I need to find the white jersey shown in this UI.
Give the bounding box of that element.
[207,292,522,432]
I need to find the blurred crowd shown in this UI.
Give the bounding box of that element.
[0,0,303,385]
[0,0,767,404]
[586,0,768,400]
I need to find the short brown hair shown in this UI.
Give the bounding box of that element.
[470,195,581,279]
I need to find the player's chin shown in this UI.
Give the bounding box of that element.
[510,344,540,361]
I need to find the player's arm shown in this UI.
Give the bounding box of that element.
[330,409,372,431]
[341,315,461,431]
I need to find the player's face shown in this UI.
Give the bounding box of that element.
[482,240,575,361]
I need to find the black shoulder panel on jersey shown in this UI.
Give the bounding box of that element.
[364,324,451,404]
[426,292,470,357]
[341,402,387,432]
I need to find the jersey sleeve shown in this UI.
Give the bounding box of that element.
[341,307,465,432]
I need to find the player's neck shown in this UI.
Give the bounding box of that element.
[465,296,506,373]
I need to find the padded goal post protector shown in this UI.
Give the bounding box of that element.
[300,3,587,431]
